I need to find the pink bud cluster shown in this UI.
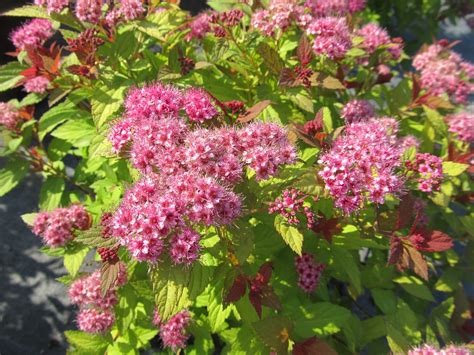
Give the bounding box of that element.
[304,0,366,16]
[319,119,404,214]
[34,0,68,14]
[75,0,103,24]
[32,205,90,247]
[109,83,296,263]
[24,76,50,94]
[409,153,444,193]
[186,13,212,41]
[10,19,54,51]
[295,253,325,293]
[153,309,192,351]
[69,264,127,334]
[341,99,375,124]
[357,23,403,59]
[413,43,474,104]
[186,10,244,40]
[0,102,20,131]
[306,17,352,59]
[269,189,315,229]
[446,111,474,143]
[408,344,470,355]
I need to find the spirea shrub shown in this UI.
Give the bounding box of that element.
[0,0,473,354]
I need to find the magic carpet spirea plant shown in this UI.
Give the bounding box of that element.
[0,0,473,353]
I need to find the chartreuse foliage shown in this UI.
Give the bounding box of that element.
[0,0,473,354]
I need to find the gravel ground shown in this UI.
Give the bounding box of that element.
[0,15,472,355]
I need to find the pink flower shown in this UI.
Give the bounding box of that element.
[32,205,90,247]
[319,119,404,213]
[10,19,54,50]
[410,153,444,193]
[124,83,183,121]
[341,99,375,124]
[24,76,50,94]
[357,23,390,54]
[348,0,366,13]
[75,0,103,24]
[408,344,470,355]
[108,118,133,153]
[183,88,218,123]
[118,0,146,20]
[159,310,192,351]
[305,0,362,16]
[399,135,420,151]
[295,253,325,293]
[306,17,352,59]
[251,0,308,35]
[185,13,212,41]
[447,111,474,143]
[251,10,274,36]
[45,0,69,14]
[413,43,474,104]
[169,228,201,265]
[68,271,118,309]
[77,308,115,334]
[269,189,315,228]
[0,102,21,131]
[152,308,161,327]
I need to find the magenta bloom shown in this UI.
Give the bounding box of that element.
[159,310,192,351]
[341,99,375,124]
[447,111,474,143]
[295,253,325,293]
[411,153,444,193]
[408,344,470,355]
[118,0,146,21]
[305,0,365,16]
[108,118,134,153]
[186,13,212,41]
[252,0,309,35]
[319,119,404,214]
[39,0,68,14]
[307,17,352,59]
[24,76,50,94]
[68,270,119,309]
[413,43,474,104]
[0,102,20,131]
[183,88,218,123]
[32,205,90,247]
[75,0,103,24]
[77,308,115,334]
[170,228,201,265]
[10,19,54,50]
[269,189,315,229]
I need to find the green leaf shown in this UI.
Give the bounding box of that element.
[442,161,468,177]
[332,246,362,294]
[386,322,410,354]
[294,302,351,337]
[3,5,49,18]
[75,227,120,249]
[257,42,283,76]
[423,106,447,135]
[394,276,435,301]
[0,61,26,92]
[274,214,303,255]
[0,159,29,197]
[360,316,386,347]
[39,176,65,211]
[208,297,232,333]
[149,262,191,322]
[322,107,333,133]
[64,330,109,352]
[64,246,89,277]
[288,89,314,113]
[21,213,38,227]
[39,101,90,140]
[51,119,96,148]
[91,83,129,128]
[188,263,213,300]
[434,269,461,293]
[371,289,397,314]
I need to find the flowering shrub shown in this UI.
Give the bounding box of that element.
[1,0,473,354]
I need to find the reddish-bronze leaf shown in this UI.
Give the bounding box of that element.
[405,243,429,280]
[293,337,337,355]
[279,67,297,87]
[388,236,404,266]
[396,194,415,230]
[409,229,453,252]
[258,262,273,283]
[388,236,429,280]
[311,215,341,242]
[297,35,312,67]
[100,261,120,297]
[224,274,247,304]
[237,100,271,123]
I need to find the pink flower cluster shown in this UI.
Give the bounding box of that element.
[75,0,103,24]
[10,19,54,50]
[357,23,402,59]
[32,205,90,247]
[186,13,212,41]
[408,344,470,355]
[306,17,352,59]
[24,76,50,94]
[0,102,20,131]
[153,309,192,351]
[69,264,127,333]
[186,9,244,40]
[447,111,474,143]
[269,189,315,229]
[304,0,366,16]
[399,135,420,151]
[319,119,404,214]
[413,43,474,104]
[251,0,309,36]
[408,153,444,193]
[118,0,146,21]
[341,99,375,124]
[109,83,296,262]
[34,0,68,14]
[295,253,325,293]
